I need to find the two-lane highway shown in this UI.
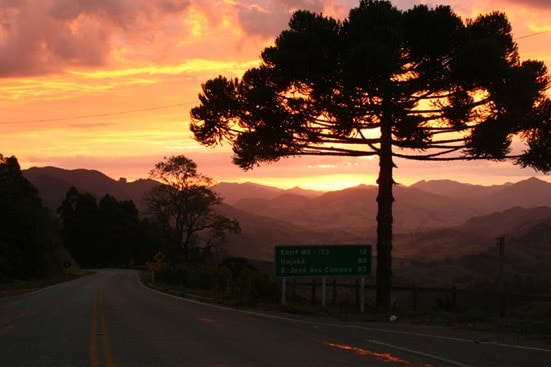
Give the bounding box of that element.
[1,269,550,366]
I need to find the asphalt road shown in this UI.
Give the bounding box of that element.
[1,269,550,366]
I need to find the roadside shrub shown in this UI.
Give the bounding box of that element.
[153,261,278,305]
[238,268,279,304]
[220,257,257,292]
[156,264,190,285]
[188,264,217,290]
[216,266,231,293]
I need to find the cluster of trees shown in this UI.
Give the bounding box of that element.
[57,155,241,268]
[57,187,151,268]
[190,0,551,308]
[0,155,60,280]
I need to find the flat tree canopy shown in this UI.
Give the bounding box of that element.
[190,0,551,308]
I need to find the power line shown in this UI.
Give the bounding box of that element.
[515,30,551,40]
[2,31,549,126]
[0,102,192,125]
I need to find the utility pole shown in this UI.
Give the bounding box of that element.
[497,237,506,318]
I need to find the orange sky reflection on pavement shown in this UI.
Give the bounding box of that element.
[1,0,550,190]
[323,341,434,366]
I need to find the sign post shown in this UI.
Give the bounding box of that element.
[62,260,71,280]
[148,251,168,283]
[281,279,286,306]
[275,245,371,311]
[360,277,365,313]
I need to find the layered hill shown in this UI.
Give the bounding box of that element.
[23,166,157,213]
[226,177,551,234]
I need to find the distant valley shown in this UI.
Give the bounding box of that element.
[23,166,551,286]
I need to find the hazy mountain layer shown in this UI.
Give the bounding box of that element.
[23,167,551,285]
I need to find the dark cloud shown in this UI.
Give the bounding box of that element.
[0,0,190,77]
[236,0,327,39]
[503,0,551,9]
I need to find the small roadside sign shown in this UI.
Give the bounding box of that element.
[154,251,165,263]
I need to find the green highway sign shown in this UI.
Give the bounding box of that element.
[275,245,371,278]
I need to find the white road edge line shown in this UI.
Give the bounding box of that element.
[136,272,551,354]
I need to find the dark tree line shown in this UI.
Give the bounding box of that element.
[57,187,154,268]
[0,155,60,280]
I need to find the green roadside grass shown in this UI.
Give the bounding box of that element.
[0,272,91,299]
[401,310,551,337]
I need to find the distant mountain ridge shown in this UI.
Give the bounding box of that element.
[23,166,158,213]
[23,166,550,236]
[213,182,322,205]
[228,178,550,233]
[23,166,551,285]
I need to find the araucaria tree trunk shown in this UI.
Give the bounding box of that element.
[376,114,395,310]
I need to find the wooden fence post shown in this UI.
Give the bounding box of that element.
[360,277,365,313]
[322,277,326,307]
[281,278,286,305]
[311,279,317,304]
[355,280,359,308]
[332,278,337,305]
[413,283,417,312]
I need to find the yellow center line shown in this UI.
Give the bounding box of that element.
[89,278,115,367]
[90,288,99,367]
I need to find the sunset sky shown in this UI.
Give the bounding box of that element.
[1,0,550,191]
